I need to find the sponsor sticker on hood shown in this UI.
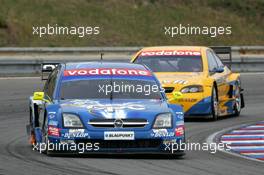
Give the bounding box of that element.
[104,131,135,140]
[62,129,89,139]
[151,129,175,137]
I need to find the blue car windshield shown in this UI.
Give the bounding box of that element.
[60,79,162,100]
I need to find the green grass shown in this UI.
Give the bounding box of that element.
[0,0,263,46]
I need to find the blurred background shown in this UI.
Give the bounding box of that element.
[0,0,263,47]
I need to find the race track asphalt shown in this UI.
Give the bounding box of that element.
[0,73,263,175]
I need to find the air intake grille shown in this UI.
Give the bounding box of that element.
[88,119,149,128]
[75,139,162,149]
[164,87,174,93]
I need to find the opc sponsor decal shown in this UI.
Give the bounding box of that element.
[176,112,184,119]
[48,112,56,119]
[104,131,135,140]
[62,129,89,138]
[64,68,151,77]
[176,121,184,126]
[48,120,58,126]
[140,50,201,57]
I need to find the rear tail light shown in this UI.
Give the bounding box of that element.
[175,126,184,136]
[48,126,60,137]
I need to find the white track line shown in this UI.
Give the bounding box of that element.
[230,146,264,149]
[222,135,264,137]
[222,140,264,143]
[246,126,264,128]
[232,130,264,133]
[242,153,264,156]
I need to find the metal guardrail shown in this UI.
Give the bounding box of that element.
[0,46,263,76]
[0,47,142,54]
[0,46,263,54]
[0,46,263,52]
[232,46,264,52]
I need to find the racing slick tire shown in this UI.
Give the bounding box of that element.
[210,86,219,121]
[170,133,186,159]
[42,133,55,156]
[233,81,242,117]
[41,121,56,156]
[174,134,186,159]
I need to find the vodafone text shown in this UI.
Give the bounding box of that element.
[140,50,201,57]
[64,68,151,77]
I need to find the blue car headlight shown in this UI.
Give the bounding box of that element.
[153,113,172,128]
[63,113,83,128]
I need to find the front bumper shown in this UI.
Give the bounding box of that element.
[167,92,212,116]
[46,129,185,154]
[184,96,212,116]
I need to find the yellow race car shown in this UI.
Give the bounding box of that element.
[131,46,244,120]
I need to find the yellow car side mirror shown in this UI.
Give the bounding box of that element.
[33,92,44,100]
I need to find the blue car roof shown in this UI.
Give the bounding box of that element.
[65,62,147,70]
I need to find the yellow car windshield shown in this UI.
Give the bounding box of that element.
[135,56,203,72]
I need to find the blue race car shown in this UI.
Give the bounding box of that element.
[27,62,185,156]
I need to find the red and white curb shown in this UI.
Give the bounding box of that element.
[207,121,264,163]
[220,121,264,161]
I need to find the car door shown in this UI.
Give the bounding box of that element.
[206,49,228,103]
[38,68,58,134]
[212,52,231,100]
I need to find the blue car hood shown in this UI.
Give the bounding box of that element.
[59,99,170,119]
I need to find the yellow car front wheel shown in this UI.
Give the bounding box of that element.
[211,86,219,121]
